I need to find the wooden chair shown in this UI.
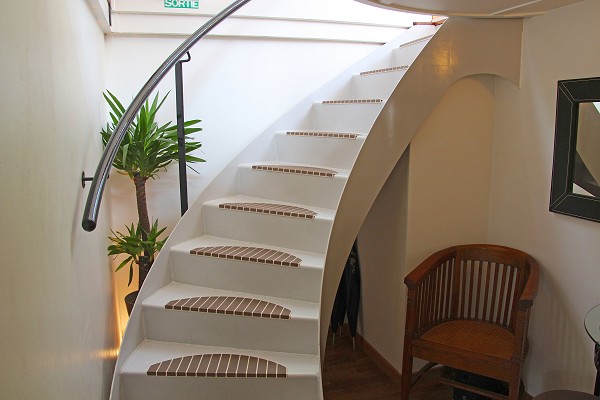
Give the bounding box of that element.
[401,244,540,400]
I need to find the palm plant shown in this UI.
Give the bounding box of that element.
[101,90,204,237]
[102,90,203,292]
[108,220,167,287]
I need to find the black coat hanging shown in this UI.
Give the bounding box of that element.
[330,241,361,348]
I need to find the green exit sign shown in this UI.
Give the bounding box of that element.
[164,0,199,9]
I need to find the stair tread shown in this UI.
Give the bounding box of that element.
[321,99,384,104]
[203,195,336,221]
[171,235,326,269]
[144,282,319,321]
[252,164,338,178]
[359,65,409,76]
[122,340,321,377]
[397,33,435,49]
[239,161,350,178]
[277,130,364,139]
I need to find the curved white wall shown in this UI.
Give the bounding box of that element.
[0,1,118,399]
[354,0,600,395]
[489,0,600,394]
[358,75,496,372]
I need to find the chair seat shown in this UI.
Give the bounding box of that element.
[420,320,515,360]
[402,245,539,400]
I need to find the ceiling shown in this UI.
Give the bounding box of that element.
[355,0,583,17]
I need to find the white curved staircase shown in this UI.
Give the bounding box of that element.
[110,17,523,400]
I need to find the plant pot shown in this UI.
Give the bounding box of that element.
[125,290,139,316]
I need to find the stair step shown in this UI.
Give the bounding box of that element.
[165,296,292,319]
[147,353,288,378]
[275,132,365,170]
[393,34,433,66]
[203,196,334,254]
[238,162,349,209]
[251,164,338,178]
[170,236,324,302]
[285,131,359,139]
[359,65,409,76]
[120,341,322,400]
[352,69,407,99]
[321,99,383,105]
[218,202,317,220]
[190,245,302,268]
[398,34,434,49]
[142,283,319,354]
[312,100,384,132]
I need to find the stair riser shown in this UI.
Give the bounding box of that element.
[238,167,346,210]
[170,252,323,303]
[121,374,322,400]
[351,70,406,100]
[312,102,384,132]
[393,41,428,66]
[275,134,364,170]
[143,307,319,355]
[203,205,332,254]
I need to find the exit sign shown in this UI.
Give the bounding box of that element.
[164,0,199,9]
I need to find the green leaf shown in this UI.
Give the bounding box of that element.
[114,256,133,272]
[128,264,134,286]
[107,220,168,286]
[102,90,204,180]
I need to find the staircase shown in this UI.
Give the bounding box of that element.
[109,17,524,400]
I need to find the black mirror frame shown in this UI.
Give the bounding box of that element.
[550,77,600,223]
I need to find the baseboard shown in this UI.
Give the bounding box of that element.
[355,332,403,388]
[331,324,403,387]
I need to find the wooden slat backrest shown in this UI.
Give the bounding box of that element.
[452,245,528,331]
[413,253,455,334]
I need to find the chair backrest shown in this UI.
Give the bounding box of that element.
[408,244,536,336]
[451,245,530,331]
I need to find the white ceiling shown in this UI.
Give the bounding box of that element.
[355,0,583,17]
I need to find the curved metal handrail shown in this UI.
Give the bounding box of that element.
[82,0,252,231]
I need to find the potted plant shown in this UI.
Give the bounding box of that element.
[102,90,203,311]
[108,220,167,315]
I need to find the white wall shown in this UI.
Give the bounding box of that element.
[358,75,496,372]
[0,1,118,399]
[357,0,600,395]
[405,76,495,269]
[489,0,600,394]
[104,3,428,325]
[111,0,428,41]
[86,0,111,32]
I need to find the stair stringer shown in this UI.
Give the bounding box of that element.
[318,17,524,358]
[108,26,435,400]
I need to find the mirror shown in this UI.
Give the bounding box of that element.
[550,77,600,223]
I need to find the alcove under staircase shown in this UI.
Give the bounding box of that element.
[109,17,523,400]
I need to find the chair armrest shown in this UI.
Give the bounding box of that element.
[404,247,457,336]
[404,246,457,289]
[518,255,540,310]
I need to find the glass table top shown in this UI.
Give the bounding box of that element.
[585,304,600,345]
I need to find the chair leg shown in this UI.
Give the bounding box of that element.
[401,346,413,400]
[508,366,522,400]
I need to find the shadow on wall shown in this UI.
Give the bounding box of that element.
[526,269,593,393]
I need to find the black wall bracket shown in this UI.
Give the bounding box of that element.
[82,172,93,188]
